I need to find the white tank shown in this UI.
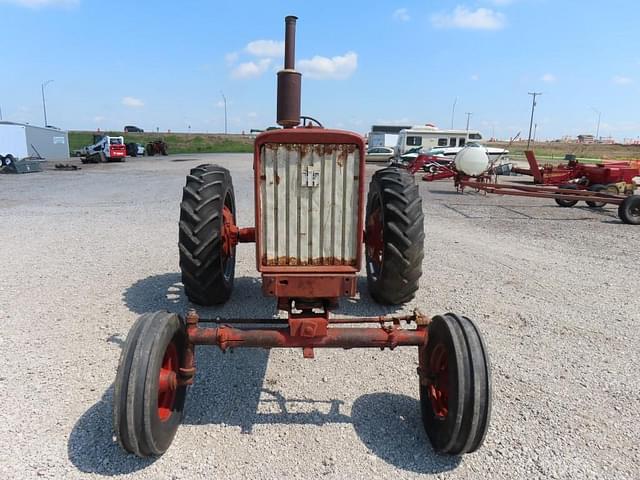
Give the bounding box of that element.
[454,145,491,176]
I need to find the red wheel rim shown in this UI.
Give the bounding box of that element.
[366,205,384,274]
[221,205,236,258]
[157,341,179,422]
[427,343,449,419]
[221,204,237,281]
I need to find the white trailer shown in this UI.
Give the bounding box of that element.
[395,125,483,157]
[0,122,69,161]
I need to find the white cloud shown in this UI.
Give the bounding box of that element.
[299,51,358,80]
[122,96,144,108]
[392,8,410,22]
[245,40,285,58]
[225,52,239,65]
[470,74,480,81]
[431,7,506,30]
[612,75,632,85]
[231,58,272,79]
[0,0,78,7]
[541,73,556,83]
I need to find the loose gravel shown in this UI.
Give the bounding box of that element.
[0,154,638,479]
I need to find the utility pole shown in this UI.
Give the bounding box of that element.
[533,123,538,143]
[220,91,228,134]
[450,97,457,129]
[0,104,3,121]
[41,80,54,127]
[526,92,542,149]
[465,112,472,138]
[592,108,601,143]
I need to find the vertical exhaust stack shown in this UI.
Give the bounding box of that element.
[277,15,302,128]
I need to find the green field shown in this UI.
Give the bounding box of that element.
[68,131,254,155]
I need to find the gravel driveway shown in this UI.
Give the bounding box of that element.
[0,154,637,479]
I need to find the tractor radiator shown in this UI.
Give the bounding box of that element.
[259,143,360,266]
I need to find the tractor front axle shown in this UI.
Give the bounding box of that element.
[180,309,429,365]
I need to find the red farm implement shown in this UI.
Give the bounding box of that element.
[113,17,492,458]
[409,148,640,225]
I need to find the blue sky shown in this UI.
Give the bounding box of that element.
[1,0,639,140]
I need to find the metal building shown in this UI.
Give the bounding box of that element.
[0,121,69,160]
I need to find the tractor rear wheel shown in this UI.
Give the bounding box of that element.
[420,313,492,455]
[618,195,640,225]
[586,184,607,208]
[113,311,187,457]
[554,184,578,207]
[179,164,236,305]
[365,167,424,305]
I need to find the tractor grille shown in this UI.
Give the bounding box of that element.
[259,143,360,266]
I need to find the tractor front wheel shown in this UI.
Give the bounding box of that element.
[419,313,492,455]
[364,167,424,305]
[113,311,187,457]
[179,164,236,305]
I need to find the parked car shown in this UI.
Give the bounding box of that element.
[124,125,144,133]
[365,146,395,163]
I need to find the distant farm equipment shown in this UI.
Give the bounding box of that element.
[408,147,640,225]
[146,140,168,156]
[80,135,126,163]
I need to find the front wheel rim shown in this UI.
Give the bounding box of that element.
[157,340,179,422]
[427,343,449,420]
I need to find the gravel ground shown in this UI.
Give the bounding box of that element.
[0,154,638,479]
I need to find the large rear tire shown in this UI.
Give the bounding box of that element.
[420,313,492,455]
[179,164,236,305]
[113,311,187,457]
[365,167,424,305]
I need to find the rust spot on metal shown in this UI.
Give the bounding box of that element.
[263,256,357,266]
[337,145,348,167]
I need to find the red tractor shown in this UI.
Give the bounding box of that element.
[113,16,492,458]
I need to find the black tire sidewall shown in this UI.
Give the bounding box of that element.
[364,167,424,305]
[420,316,466,452]
[555,184,578,207]
[365,182,384,284]
[619,195,640,225]
[142,314,187,455]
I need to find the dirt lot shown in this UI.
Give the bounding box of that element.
[0,154,638,479]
